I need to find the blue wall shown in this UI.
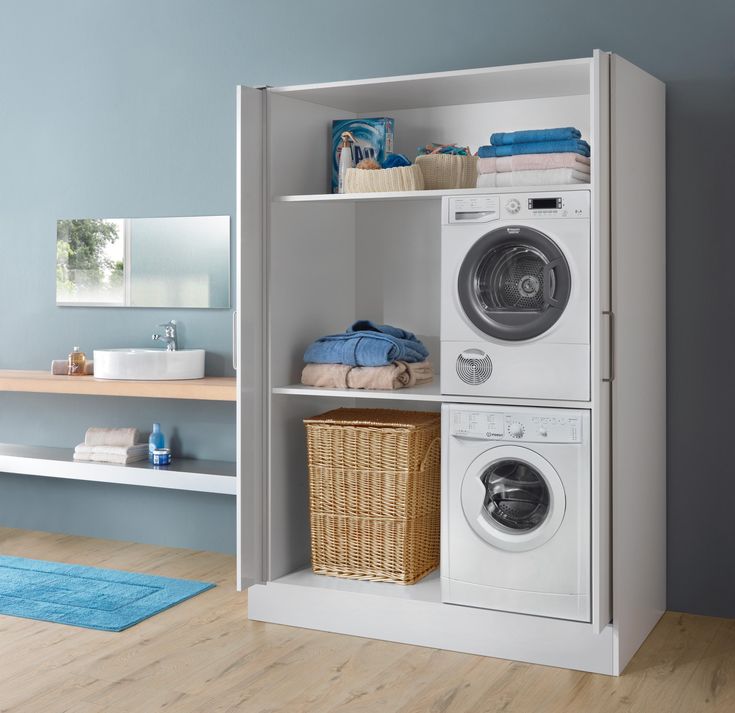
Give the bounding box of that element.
[1,0,733,614]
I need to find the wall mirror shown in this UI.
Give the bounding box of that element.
[56,215,230,308]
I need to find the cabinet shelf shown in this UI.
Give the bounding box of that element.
[273,184,591,204]
[271,383,591,409]
[0,443,236,495]
[0,370,236,402]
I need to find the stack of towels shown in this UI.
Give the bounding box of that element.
[73,427,148,464]
[477,127,590,187]
[301,320,433,391]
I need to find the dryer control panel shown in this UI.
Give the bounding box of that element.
[444,190,589,224]
[450,409,582,443]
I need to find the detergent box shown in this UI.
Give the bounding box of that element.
[331,118,394,193]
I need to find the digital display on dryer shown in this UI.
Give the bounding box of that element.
[529,197,561,209]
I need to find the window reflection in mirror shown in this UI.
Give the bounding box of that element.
[56,215,230,308]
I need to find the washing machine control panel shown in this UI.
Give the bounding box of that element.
[450,409,582,443]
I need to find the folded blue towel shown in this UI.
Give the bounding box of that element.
[304,321,429,367]
[490,127,581,145]
[477,139,591,158]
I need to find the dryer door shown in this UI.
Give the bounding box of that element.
[458,226,571,341]
[460,445,566,552]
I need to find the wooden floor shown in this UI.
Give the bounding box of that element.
[0,528,733,713]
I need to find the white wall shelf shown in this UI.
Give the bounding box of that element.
[273,184,592,204]
[0,443,236,495]
[271,383,592,410]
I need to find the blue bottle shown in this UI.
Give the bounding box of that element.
[148,423,165,463]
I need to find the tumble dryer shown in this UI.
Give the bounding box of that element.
[441,191,590,401]
[441,403,591,622]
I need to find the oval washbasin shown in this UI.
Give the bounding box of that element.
[93,349,206,380]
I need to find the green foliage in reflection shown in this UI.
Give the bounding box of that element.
[56,219,120,292]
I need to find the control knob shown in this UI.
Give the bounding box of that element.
[506,198,521,214]
[509,422,525,438]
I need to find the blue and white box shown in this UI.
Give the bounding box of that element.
[331,118,394,193]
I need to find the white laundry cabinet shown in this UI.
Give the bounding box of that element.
[234,50,665,675]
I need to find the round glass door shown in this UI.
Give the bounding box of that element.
[458,226,571,341]
[460,446,566,552]
[482,460,550,532]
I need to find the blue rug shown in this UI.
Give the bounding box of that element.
[0,555,215,631]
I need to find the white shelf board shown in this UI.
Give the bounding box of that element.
[274,184,592,204]
[272,382,592,410]
[268,58,592,112]
[0,443,236,495]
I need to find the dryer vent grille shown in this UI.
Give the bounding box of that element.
[456,349,493,385]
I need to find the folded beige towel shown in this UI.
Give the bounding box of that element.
[73,451,148,465]
[83,427,141,447]
[477,168,590,188]
[51,359,94,375]
[301,361,433,390]
[74,443,148,456]
[477,153,591,174]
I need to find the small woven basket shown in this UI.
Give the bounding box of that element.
[416,154,478,189]
[304,408,441,584]
[343,164,424,193]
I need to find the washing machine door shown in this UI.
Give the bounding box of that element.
[458,226,571,341]
[460,445,566,552]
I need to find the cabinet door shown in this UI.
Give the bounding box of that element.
[236,85,267,589]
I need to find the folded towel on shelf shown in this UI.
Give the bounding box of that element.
[301,360,433,390]
[83,427,141,448]
[490,127,582,145]
[476,168,590,188]
[478,139,590,158]
[73,443,149,464]
[477,153,590,174]
[304,322,429,367]
[51,359,94,375]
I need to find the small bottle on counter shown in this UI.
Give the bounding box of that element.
[67,346,86,376]
[148,422,165,464]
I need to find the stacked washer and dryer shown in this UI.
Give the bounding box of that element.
[440,191,593,622]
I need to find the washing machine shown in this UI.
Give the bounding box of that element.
[441,191,590,401]
[441,403,590,622]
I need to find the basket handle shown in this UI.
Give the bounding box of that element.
[419,437,441,472]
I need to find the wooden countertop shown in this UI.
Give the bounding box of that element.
[0,370,236,402]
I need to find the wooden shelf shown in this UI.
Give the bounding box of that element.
[273,184,591,204]
[0,443,236,495]
[272,383,591,409]
[0,370,236,402]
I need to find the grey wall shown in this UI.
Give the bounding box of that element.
[1,0,733,614]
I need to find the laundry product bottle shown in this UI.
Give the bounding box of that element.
[148,423,165,463]
[67,346,86,376]
[338,131,355,194]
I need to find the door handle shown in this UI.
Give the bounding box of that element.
[602,311,614,382]
[232,310,238,371]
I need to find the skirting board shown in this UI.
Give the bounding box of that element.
[247,570,618,675]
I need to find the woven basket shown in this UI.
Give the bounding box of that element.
[343,164,424,193]
[416,154,478,189]
[304,408,441,584]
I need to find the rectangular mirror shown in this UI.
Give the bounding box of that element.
[56,215,230,308]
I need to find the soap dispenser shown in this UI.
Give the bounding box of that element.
[148,423,165,463]
[67,346,86,376]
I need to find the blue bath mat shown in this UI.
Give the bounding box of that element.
[0,555,215,631]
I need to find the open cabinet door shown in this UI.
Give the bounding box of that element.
[610,54,667,672]
[236,85,267,590]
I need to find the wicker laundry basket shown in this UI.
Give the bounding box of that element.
[416,154,478,189]
[343,164,424,193]
[304,408,441,584]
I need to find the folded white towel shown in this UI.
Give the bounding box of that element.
[476,168,590,188]
[73,451,148,465]
[74,443,148,456]
[84,427,141,447]
[477,153,590,174]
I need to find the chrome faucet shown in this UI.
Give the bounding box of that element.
[152,320,178,351]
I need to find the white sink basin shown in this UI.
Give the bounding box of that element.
[93,349,206,380]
